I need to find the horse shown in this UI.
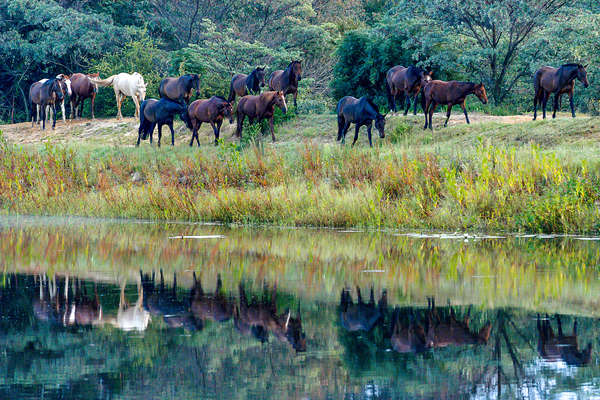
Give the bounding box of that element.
[185,96,234,146]
[190,273,234,324]
[533,64,589,120]
[228,67,266,103]
[340,287,387,332]
[386,65,433,115]
[336,96,386,147]
[29,76,64,130]
[159,74,200,105]
[268,61,302,108]
[137,98,190,147]
[235,91,287,142]
[91,72,147,119]
[537,314,592,366]
[70,72,99,119]
[422,80,488,130]
[35,74,72,124]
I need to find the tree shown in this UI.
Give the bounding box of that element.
[396,0,569,105]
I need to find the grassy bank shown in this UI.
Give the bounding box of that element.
[1,113,600,233]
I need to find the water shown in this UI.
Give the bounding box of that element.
[1,215,600,399]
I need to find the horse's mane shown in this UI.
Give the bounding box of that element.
[562,63,584,68]
[212,95,228,102]
[286,61,300,70]
[41,77,58,89]
[364,97,379,113]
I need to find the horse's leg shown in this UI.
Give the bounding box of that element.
[341,121,351,145]
[533,91,538,120]
[169,121,175,146]
[444,104,453,127]
[91,93,96,119]
[366,121,373,148]
[337,114,345,141]
[423,100,430,130]
[293,90,298,108]
[115,90,122,120]
[79,98,84,120]
[132,95,140,119]
[52,103,57,130]
[157,123,163,147]
[413,93,419,115]
[61,101,66,123]
[215,120,223,145]
[41,105,46,131]
[403,93,411,116]
[460,101,470,124]
[542,92,548,119]
[552,93,559,119]
[351,123,360,147]
[236,113,244,138]
[569,90,575,118]
[269,117,276,142]
[429,102,437,131]
[190,121,199,147]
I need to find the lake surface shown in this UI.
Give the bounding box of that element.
[1,216,600,399]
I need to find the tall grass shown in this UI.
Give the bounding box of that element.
[1,131,600,233]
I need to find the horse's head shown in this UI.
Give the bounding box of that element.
[578,65,589,88]
[421,69,433,84]
[291,60,302,81]
[256,67,266,88]
[56,74,72,96]
[375,114,386,138]
[274,91,288,114]
[474,83,488,104]
[282,306,306,353]
[190,74,201,95]
[218,100,234,124]
[47,78,64,101]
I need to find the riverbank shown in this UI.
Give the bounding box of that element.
[1,113,600,233]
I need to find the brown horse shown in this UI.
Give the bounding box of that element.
[70,72,99,119]
[235,91,287,142]
[190,273,234,323]
[533,64,589,120]
[340,287,387,332]
[228,67,266,103]
[268,61,302,108]
[186,96,234,146]
[29,77,65,130]
[422,80,488,130]
[386,65,433,115]
[159,74,200,105]
[537,314,592,366]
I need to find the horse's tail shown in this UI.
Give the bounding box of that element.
[91,75,116,87]
[533,69,543,97]
[228,77,236,103]
[139,101,151,140]
[337,114,345,141]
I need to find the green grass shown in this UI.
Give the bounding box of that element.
[1,112,600,233]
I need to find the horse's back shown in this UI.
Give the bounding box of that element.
[268,70,284,90]
[387,65,406,82]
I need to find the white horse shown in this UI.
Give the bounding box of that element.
[91,72,147,119]
[36,74,72,123]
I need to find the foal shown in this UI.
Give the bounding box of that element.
[422,81,488,130]
[137,98,189,147]
[336,96,386,147]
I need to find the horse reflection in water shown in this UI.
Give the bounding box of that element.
[141,270,199,330]
[340,286,387,332]
[537,314,592,366]
[190,272,234,325]
[33,274,102,328]
[340,289,491,354]
[235,283,306,352]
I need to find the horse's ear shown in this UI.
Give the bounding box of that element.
[584,64,589,69]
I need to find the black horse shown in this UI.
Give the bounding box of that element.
[159,74,201,105]
[533,64,589,120]
[268,61,302,108]
[29,77,65,130]
[228,67,266,102]
[336,96,386,147]
[386,65,433,115]
[137,98,190,146]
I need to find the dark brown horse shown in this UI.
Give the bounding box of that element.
[425,298,491,348]
[422,80,488,130]
[235,283,306,352]
[235,91,287,142]
[190,273,234,324]
[29,77,65,130]
[159,74,200,105]
[228,67,266,103]
[70,72,99,119]
[533,64,589,120]
[537,314,592,366]
[137,98,190,147]
[186,96,234,146]
[340,287,387,332]
[268,61,302,108]
[386,65,433,115]
[336,96,386,147]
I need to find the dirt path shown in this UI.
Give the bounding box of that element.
[0,112,539,146]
